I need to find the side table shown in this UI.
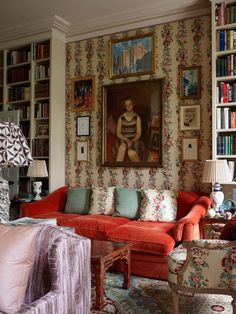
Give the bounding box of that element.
[10,198,34,220]
[201,216,229,239]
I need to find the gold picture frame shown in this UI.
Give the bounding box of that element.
[109,32,155,79]
[102,79,164,167]
[71,75,95,112]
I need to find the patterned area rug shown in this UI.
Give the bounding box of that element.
[91,272,233,314]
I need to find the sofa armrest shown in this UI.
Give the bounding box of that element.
[20,186,68,217]
[174,196,211,241]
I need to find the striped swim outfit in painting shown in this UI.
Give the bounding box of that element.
[120,113,139,139]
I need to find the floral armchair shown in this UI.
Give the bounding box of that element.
[168,240,236,314]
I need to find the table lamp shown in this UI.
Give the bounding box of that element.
[0,122,33,222]
[202,159,231,213]
[27,160,48,200]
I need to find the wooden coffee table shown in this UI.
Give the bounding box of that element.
[91,239,131,310]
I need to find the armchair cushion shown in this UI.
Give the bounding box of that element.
[0,224,40,314]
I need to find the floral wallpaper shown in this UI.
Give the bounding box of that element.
[65,15,211,191]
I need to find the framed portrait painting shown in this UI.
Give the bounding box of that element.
[109,33,155,79]
[71,75,95,112]
[180,105,200,131]
[102,79,164,167]
[180,66,201,99]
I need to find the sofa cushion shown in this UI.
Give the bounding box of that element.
[108,220,176,255]
[113,187,141,220]
[64,187,91,214]
[60,215,130,240]
[140,189,177,222]
[90,186,116,215]
[0,224,40,314]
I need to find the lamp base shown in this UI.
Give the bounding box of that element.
[210,190,224,213]
[33,181,42,201]
[0,177,10,222]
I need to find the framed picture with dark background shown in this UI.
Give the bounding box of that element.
[102,79,164,167]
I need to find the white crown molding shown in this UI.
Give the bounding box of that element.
[67,1,210,42]
[0,15,70,48]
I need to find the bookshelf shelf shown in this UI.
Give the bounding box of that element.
[7,61,30,69]
[0,36,66,196]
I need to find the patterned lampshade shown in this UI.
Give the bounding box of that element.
[0,122,33,166]
[202,159,231,183]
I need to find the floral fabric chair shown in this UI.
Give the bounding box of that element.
[167,240,236,314]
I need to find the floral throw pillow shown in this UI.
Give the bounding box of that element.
[89,186,116,215]
[140,189,177,222]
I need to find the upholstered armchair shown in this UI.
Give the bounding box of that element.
[19,225,91,314]
[168,240,236,314]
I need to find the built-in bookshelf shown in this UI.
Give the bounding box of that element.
[0,35,66,196]
[212,0,236,183]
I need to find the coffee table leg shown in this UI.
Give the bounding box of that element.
[122,251,130,289]
[93,263,105,310]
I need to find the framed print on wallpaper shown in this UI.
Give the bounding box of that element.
[77,116,90,136]
[180,105,200,131]
[109,33,155,79]
[77,141,89,161]
[71,75,95,112]
[180,66,201,99]
[102,79,164,167]
[182,138,198,161]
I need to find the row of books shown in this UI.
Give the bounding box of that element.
[35,83,49,99]
[20,105,30,120]
[32,138,49,157]
[35,64,50,80]
[34,42,50,60]
[216,107,236,129]
[7,67,30,84]
[217,135,236,155]
[217,29,236,51]
[216,54,236,77]
[7,49,31,66]
[8,86,31,102]
[217,82,236,103]
[20,121,30,138]
[215,2,236,26]
[35,102,49,118]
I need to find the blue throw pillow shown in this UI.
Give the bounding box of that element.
[65,188,91,214]
[113,187,141,220]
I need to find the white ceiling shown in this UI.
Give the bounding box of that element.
[0,0,210,44]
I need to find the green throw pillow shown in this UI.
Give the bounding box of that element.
[65,188,91,214]
[113,187,141,220]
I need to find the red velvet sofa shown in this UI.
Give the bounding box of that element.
[20,186,211,280]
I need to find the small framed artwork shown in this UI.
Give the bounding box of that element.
[109,32,155,79]
[71,75,95,112]
[180,105,200,131]
[77,141,89,161]
[182,138,198,161]
[180,66,201,99]
[36,124,49,137]
[77,116,90,136]
[148,127,159,151]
